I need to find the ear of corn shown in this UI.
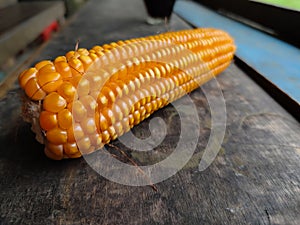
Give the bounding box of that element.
[19,28,236,160]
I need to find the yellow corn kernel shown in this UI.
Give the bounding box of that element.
[24,77,46,100]
[46,128,67,144]
[19,68,38,89]
[54,61,73,79]
[64,142,79,155]
[58,109,73,130]
[43,92,67,113]
[39,111,58,131]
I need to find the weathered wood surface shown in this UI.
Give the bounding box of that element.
[0,0,299,224]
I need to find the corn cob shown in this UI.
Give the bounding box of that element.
[19,28,236,160]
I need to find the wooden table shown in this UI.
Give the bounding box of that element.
[0,0,299,224]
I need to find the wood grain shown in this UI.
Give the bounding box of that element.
[0,0,299,224]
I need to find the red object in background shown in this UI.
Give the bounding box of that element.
[41,21,59,41]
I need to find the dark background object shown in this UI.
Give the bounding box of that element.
[194,0,300,48]
[143,0,176,19]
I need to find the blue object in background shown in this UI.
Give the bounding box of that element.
[174,0,300,103]
[0,72,5,83]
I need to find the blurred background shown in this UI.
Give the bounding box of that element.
[0,0,299,90]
